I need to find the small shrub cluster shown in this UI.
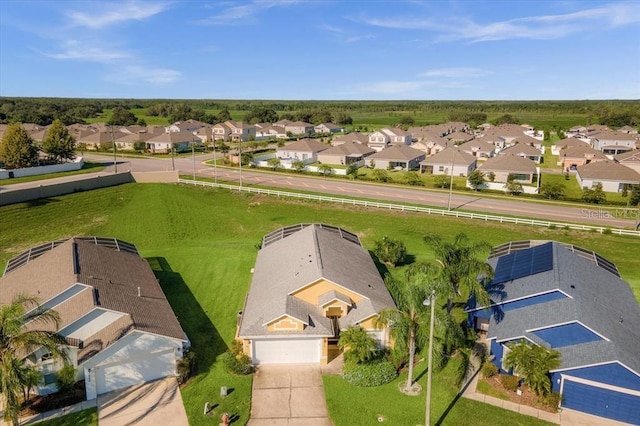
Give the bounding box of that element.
[55,364,76,393]
[343,360,398,387]
[176,348,197,384]
[542,391,562,409]
[221,343,253,375]
[500,374,520,392]
[481,361,498,378]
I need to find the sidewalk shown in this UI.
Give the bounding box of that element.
[17,399,97,425]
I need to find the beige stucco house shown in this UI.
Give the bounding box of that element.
[478,154,537,183]
[237,224,396,365]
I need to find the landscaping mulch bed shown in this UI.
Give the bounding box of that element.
[479,375,556,413]
[19,381,87,416]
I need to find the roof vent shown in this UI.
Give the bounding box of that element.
[137,286,141,297]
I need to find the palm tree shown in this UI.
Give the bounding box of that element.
[337,326,378,364]
[503,339,561,396]
[0,296,69,426]
[376,272,434,392]
[423,233,493,314]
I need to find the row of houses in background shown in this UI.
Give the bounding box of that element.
[2,119,639,191]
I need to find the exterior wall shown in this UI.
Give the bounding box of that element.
[131,171,179,183]
[481,170,533,183]
[359,316,383,330]
[0,172,134,207]
[323,300,350,317]
[266,316,305,331]
[0,157,84,179]
[317,153,347,165]
[292,278,364,305]
[277,149,318,163]
[576,176,626,192]
[425,162,475,176]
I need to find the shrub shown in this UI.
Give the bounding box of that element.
[55,364,76,393]
[542,392,562,410]
[343,360,398,387]
[221,351,253,375]
[500,374,520,392]
[177,348,197,384]
[481,362,498,378]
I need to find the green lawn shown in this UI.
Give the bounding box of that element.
[35,408,98,426]
[0,162,105,185]
[540,173,629,204]
[1,183,639,425]
[324,358,553,426]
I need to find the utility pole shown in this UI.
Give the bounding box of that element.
[110,125,118,173]
[239,138,243,189]
[447,149,456,210]
[192,136,196,181]
[213,136,217,184]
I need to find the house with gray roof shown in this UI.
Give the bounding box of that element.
[316,141,375,166]
[478,154,537,183]
[276,138,329,164]
[331,132,369,146]
[466,241,640,424]
[499,142,543,163]
[615,150,640,174]
[419,147,477,176]
[0,237,188,400]
[147,130,197,153]
[558,145,607,170]
[589,130,637,156]
[576,159,640,192]
[551,137,589,155]
[457,139,495,159]
[314,123,343,134]
[237,224,396,364]
[367,145,426,171]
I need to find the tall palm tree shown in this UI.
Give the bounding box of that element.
[423,233,493,314]
[0,296,69,426]
[503,339,561,396]
[376,271,436,392]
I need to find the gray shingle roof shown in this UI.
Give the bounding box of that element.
[320,141,375,157]
[238,224,396,337]
[420,147,476,166]
[478,154,537,173]
[369,145,425,161]
[482,242,640,374]
[277,138,328,153]
[577,160,640,182]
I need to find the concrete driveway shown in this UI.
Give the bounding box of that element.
[248,364,332,426]
[98,377,188,426]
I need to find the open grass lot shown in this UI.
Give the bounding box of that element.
[1,183,638,425]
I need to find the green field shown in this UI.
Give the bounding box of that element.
[1,183,638,425]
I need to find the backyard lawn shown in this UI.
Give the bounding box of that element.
[1,183,638,425]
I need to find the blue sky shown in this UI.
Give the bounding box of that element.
[0,0,639,100]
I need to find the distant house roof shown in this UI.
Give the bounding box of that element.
[590,130,637,142]
[238,224,395,337]
[615,150,640,163]
[554,138,589,150]
[478,154,537,174]
[420,147,476,166]
[445,131,474,142]
[77,131,122,144]
[147,130,196,143]
[368,145,425,161]
[475,242,640,373]
[319,141,375,157]
[457,139,495,154]
[277,138,328,153]
[0,237,187,360]
[499,142,542,157]
[576,160,640,182]
[332,132,369,145]
[561,145,608,160]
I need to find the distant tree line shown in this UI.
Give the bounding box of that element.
[0,97,637,128]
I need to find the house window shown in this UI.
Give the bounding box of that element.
[438,166,445,172]
[511,174,528,181]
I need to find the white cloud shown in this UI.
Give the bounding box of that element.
[419,67,491,78]
[107,65,181,85]
[319,23,374,43]
[357,2,640,43]
[200,0,301,25]
[66,1,170,29]
[45,40,130,63]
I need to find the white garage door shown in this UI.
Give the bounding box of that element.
[95,350,176,395]
[253,338,322,364]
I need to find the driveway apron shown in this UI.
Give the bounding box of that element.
[248,364,332,426]
[98,377,188,426]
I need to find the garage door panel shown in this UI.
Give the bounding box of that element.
[563,380,640,424]
[96,351,175,395]
[253,339,321,364]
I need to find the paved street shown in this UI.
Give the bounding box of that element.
[4,152,636,229]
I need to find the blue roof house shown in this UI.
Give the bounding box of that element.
[466,241,640,424]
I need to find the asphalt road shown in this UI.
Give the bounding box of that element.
[5,152,638,230]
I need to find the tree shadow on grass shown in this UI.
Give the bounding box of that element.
[147,257,227,374]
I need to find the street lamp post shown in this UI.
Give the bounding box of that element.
[424,290,436,426]
[192,137,196,181]
[213,137,217,184]
[110,125,118,173]
[447,149,456,210]
[239,139,243,189]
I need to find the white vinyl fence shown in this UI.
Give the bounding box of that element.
[178,178,640,237]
